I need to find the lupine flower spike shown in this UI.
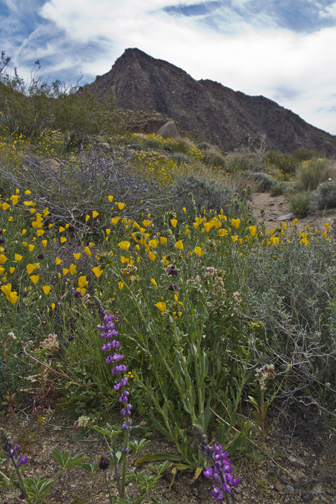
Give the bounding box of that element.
[97,305,131,498]
[199,432,240,502]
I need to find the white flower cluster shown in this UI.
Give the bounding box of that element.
[255,364,275,391]
[39,333,59,352]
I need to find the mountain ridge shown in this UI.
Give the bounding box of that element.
[79,48,336,154]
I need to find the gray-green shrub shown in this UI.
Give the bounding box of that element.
[289,190,312,218]
[309,181,336,212]
[296,160,336,191]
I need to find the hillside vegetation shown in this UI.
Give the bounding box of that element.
[1,58,336,504]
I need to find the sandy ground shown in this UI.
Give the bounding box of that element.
[250,193,336,232]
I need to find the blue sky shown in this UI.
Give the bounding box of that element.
[1,0,336,134]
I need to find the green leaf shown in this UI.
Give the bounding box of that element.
[136,453,182,464]
[80,461,99,473]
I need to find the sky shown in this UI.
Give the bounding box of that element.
[0,0,336,135]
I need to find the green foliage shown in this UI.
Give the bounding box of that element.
[0,63,118,149]
[171,174,236,216]
[266,151,298,175]
[289,190,312,218]
[269,181,294,196]
[236,171,277,192]
[309,180,336,212]
[296,160,336,191]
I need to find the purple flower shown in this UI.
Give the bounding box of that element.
[98,456,109,470]
[201,438,240,501]
[121,404,132,416]
[18,454,28,465]
[203,467,214,478]
[73,290,81,298]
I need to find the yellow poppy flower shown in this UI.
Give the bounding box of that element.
[9,267,15,274]
[148,251,156,261]
[118,281,124,290]
[42,240,47,248]
[193,246,203,257]
[30,275,39,284]
[26,264,36,274]
[117,202,125,210]
[159,237,167,245]
[111,217,120,225]
[106,228,110,235]
[231,218,240,229]
[92,267,103,277]
[78,276,88,288]
[249,226,257,237]
[55,257,62,265]
[51,303,55,310]
[22,229,27,235]
[62,268,69,275]
[59,226,65,233]
[85,214,90,222]
[142,220,152,227]
[155,302,166,312]
[108,195,114,202]
[170,219,177,228]
[92,211,99,218]
[231,235,238,243]
[28,244,35,252]
[0,254,7,264]
[151,279,157,287]
[69,264,77,275]
[84,246,91,257]
[60,237,67,243]
[175,240,183,251]
[43,286,51,295]
[15,254,23,262]
[73,253,82,260]
[118,241,130,251]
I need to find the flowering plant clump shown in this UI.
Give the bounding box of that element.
[96,304,131,498]
[200,435,240,502]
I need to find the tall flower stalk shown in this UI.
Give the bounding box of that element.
[97,305,131,499]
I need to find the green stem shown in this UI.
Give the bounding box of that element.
[104,470,114,504]
[120,430,129,499]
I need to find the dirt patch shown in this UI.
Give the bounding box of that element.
[250,192,336,233]
[1,409,336,504]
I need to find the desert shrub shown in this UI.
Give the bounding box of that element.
[269,181,294,196]
[226,152,253,173]
[267,151,298,175]
[290,149,320,162]
[202,150,227,170]
[197,141,212,151]
[0,63,117,148]
[171,174,236,216]
[172,153,193,165]
[296,160,336,191]
[289,190,312,218]
[309,181,336,213]
[235,170,276,192]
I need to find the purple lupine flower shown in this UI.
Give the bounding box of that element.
[18,454,28,465]
[98,456,109,470]
[73,290,81,298]
[200,435,240,501]
[97,306,132,441]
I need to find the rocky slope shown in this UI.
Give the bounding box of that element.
[79,48,336,154]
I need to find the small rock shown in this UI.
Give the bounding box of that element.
[312,484,323,494]
[277,213,296,221]
[285,484,295,494]
[275,481,283,492]
[302,493,314,503]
